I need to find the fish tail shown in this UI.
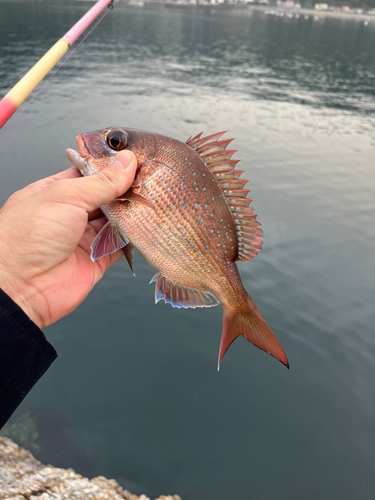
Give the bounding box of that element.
[219,294,289,370]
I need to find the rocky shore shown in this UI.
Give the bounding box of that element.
[0,436,181,500]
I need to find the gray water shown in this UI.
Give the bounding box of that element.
[1,2,375,499]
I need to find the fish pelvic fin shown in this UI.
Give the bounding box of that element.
[219,294,288,370]
[91,221,128,261]
[123,243,135,276]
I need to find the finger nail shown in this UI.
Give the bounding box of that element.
[112,151,133,170]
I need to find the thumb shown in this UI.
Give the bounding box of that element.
[76,150,138,213]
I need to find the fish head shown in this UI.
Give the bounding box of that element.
[66,127,154,176]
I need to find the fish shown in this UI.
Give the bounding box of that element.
[66,128,288,369]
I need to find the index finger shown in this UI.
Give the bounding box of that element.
[26,167,83,193]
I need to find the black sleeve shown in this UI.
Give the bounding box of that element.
[0,289,57,429]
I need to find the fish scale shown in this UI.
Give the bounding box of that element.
[139,160,235,278]
[66,127,288,369]
[120,177,231,292]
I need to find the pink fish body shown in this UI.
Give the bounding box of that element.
[66,128,288,368]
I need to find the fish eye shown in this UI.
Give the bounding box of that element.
[106,130,128,151]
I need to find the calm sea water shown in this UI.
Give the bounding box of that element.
[1,2,375,499]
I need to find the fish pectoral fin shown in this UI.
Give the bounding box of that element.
[150,273,219,309]
[91,221,129,261]
[116,189,154,210]
[123,243,136,276]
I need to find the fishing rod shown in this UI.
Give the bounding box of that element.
[0,0,116,130]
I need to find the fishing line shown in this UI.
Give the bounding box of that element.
[0,0,119,139]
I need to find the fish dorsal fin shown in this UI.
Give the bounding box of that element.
[150,273,219,309]
[186,132,263,261]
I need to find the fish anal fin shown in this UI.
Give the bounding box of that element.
[219,295,289,370]
[91,222,129,261]
[150,273,219,309]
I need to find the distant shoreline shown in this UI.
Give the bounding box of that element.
[17,0,374,21]
[161,1,375,19]
[250,4,375,21]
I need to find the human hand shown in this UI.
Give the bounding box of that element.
[0,151,137,329]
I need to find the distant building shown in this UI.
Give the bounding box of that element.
[314,3,328,9]
[276,0,295,7]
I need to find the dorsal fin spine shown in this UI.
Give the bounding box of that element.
[204,150,237,164]
[186,132,203,147]
[215,170,245,181]
[192,130,228,149]
[226,197,253,206]
[211,160,241,173]
[196,139,234,155]
[218,179,248,189]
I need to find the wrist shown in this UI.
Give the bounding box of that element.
[0,269,44,329]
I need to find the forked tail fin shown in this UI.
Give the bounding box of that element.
[219,294,289,369]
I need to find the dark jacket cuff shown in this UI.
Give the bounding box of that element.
[0,289,57,429]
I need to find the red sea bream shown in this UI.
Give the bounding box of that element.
[66,128,288,368]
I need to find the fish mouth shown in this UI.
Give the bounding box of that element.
[66,135,96,176]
